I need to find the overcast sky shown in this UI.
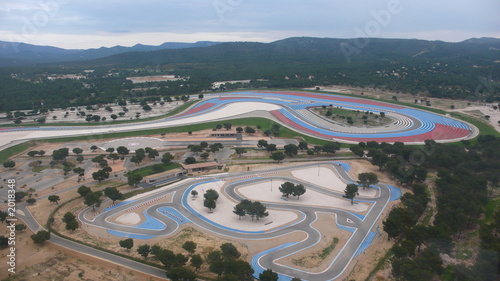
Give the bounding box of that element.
[0,0,499,49]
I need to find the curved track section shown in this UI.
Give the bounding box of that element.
[0,91,477,147]
[79,162,398,281]
[179,91,476,143]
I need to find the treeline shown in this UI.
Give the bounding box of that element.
[354,136,500,281]
[2,38,499,111]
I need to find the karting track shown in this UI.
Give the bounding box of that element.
[0,91,477,149]
[79,162,400,281]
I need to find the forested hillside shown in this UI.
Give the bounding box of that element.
[0,37,498,111]
[350,136,500,281]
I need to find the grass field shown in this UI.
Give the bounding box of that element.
[314,107,393,127]
[126,162,181,178]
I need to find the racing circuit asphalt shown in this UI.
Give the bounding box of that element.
[0,91,478,152]
[78,162,394,281]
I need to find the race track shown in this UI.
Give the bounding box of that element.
[0,91,477,149]
[79,162,400,281]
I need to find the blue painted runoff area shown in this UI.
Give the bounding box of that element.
[354,231,377,257]
[347,211,365,221]
[252,242,299,281]
[183,180,266,234]
[334,161,351,172]
[104,200,135,212]
[157,207,190,225]
[133,211,166,230]
[387,185,402,201]
[107,229,156,240]
[336,222,356,233]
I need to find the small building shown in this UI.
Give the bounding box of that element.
[144,168,184,184]
[210,130,239,137]
[181,162,225,173]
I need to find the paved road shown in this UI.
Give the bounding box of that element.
[0,91,477,151]
[79,162,393,281]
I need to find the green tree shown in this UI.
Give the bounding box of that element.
[63,212,76,223]
[137,244,151,259]
[77,185,91,197]
[161,152,174,164]
[236,127,243,133]
[266,144,277,152]
[259,269,278,281]
[233,203,246,220]
[15,224,27,232]
[84,191,103,212]
[0,211,8,223]
[92,169,109,183]
[284,144,299,157]
[257,139,269,148]
[223,123,232,130]
[76,155,84,163]
[357,172,379,189]
[65,219,79,231]
[220,243,241,259]
[204,189,219,201]
[104,187,123,203]
[48,195,60,204]
[72,148,83,155]
[116,146,130,156]
[234,147,247,157]
[182,241,197,256]
[119,238,134,251]
[15,191,26,202]
[128,174,143,187]
[298,141,308,150]
[3,160,16,169]
[279,182,295,198]
[292,184,306,200]
[349,145,365,157]
[190,254,203,270]
[184,157,196,165]
[31,230,51,245]
[166,267,197,281]
[107,153,119,163]
[244,126,255,135]
[204,198,216,211]
[28,150,39,157]
[26,198,36,205]
[271,151,285,162]
[343,184,359,205]
[323,142,340,154]
[191,190,198,197]
[52,148,69,161]
[252,202,269,221]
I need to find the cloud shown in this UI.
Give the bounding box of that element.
[0,0,498,48]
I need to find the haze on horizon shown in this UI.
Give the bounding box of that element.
[0,0,499,49]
